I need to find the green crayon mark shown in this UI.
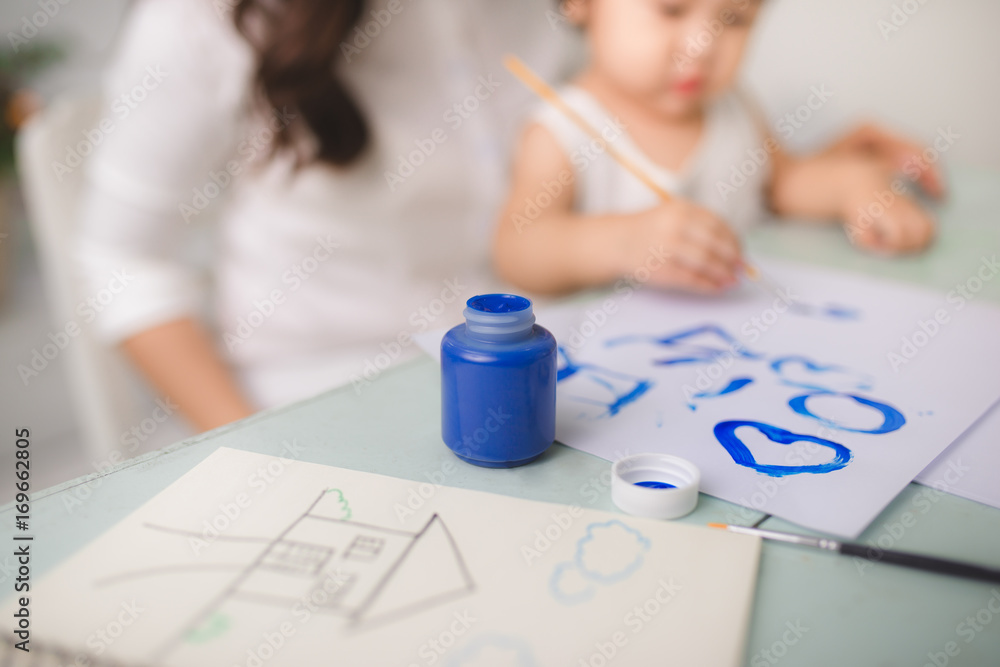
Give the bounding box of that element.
[324,488,352,519]
[185,612,230,643]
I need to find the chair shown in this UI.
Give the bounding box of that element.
[16,95,190,459]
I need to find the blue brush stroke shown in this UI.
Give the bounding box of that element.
[714,420,853,477]
[558,346,644,383]
[605,324,763,366]
[788,392,906,434]
[824,304,862,320]
[789,302,862,320]
[692,376,754,399]
[770,355,873,392]
[556,346,579,382]
[589,376,655,416]
[557,346,653,417]
[560,377,654,418]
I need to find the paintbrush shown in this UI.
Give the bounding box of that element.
[502,54,777,295]
[709,523,1000,585]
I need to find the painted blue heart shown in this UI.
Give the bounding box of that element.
[714,420,853,477]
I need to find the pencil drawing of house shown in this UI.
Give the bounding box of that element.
[229,489,475,628]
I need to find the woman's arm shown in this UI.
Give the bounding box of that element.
[494,123,743,295]
[121,318,255,431]
[75,0,257,431]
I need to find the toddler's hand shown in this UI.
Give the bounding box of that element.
[829,123,946,199]
[840,158,935,254]
[622,199,743,293]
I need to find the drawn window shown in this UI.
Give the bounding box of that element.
[261,541,333,576]
[344,534,385,562]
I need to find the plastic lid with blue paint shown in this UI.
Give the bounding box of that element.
[611,453,700,519]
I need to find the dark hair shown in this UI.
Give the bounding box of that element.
[233,0,369,166]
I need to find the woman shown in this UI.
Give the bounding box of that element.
[74,0,579,430]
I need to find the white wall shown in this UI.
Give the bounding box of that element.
[2,0,130,97]
[742,0,1000,169]
[3,0,998,170]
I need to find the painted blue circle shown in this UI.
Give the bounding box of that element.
[788,392,906,434]
[466,294,531,313]
[634,480,677,489]
[714,420,853,477]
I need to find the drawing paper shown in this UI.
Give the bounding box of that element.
[9,448,760,667]
[915,398,1000,510]
[418,260,1000,537]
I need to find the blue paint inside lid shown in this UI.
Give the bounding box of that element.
[635,480,676,489]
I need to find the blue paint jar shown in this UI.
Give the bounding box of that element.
[441,294,557,468]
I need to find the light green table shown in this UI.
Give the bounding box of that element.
[4,167,1000,666]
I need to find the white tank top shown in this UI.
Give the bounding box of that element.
[530,86,770,233]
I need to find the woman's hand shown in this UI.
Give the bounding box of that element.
[621,199,743,292]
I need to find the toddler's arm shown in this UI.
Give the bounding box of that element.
[494,123,743,295]
[768,123,943,253]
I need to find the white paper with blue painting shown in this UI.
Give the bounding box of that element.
[7,448,761,666]
[530,260,1000,537]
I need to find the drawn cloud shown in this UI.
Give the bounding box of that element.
[550,520,651,605]
[575,520,651,583]
[549,561,596,605]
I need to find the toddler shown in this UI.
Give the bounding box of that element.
[495,0,943,294]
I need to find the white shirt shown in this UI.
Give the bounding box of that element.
[75,0,579,408]
[531,86,771,232]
